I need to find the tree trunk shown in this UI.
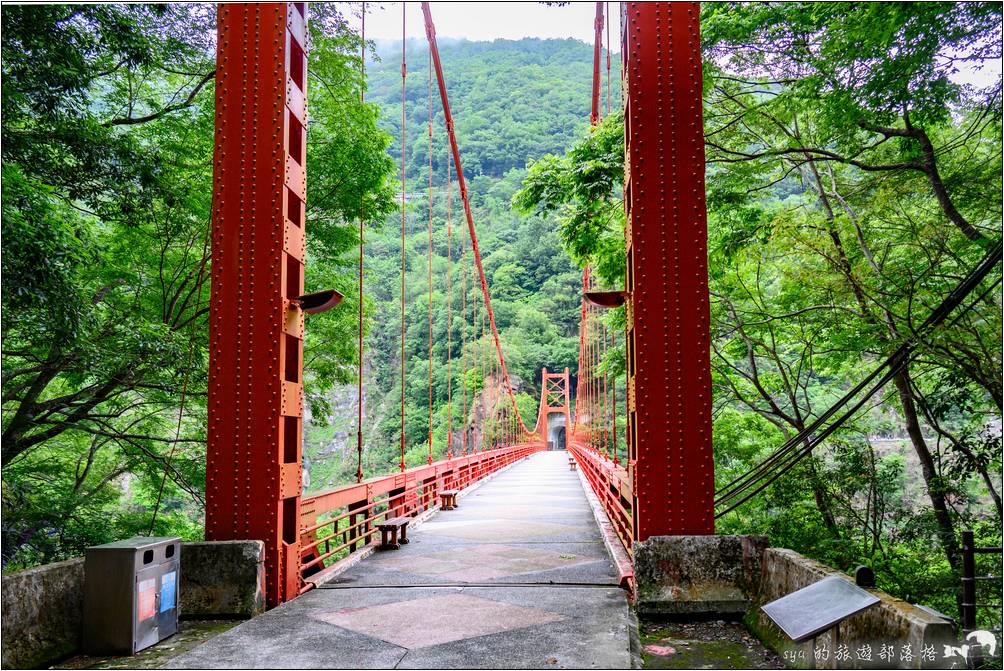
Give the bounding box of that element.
[913,127,987,244]
[893,366,960,572]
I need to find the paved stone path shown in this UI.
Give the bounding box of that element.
[170,451,635,669]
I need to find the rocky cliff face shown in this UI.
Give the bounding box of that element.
[302,365,527,493]
[301,365,368,493]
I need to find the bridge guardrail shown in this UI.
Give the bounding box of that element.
[567,438,633,558]
[298,442,545,590]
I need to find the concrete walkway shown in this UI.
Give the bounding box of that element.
[170,451,635,669]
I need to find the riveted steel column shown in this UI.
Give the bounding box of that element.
[623,2,714,538]
[206,2,309,606]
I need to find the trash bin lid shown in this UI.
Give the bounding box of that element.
[87,536,181,551]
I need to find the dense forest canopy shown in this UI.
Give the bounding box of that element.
[1,1,1001,628]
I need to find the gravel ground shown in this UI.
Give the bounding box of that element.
[51,620,239,670]
[640,618,786,670]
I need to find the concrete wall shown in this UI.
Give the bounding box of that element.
[749,548,955,670]
[180,541,266,619]
[634,535,770,615]
[634,538,955,669]
[1,540,265,669]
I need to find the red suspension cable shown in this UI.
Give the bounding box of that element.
[399,4,407,472]
[480,304,487,450]
[426,47,434,466]
[602,318,608,458]
[472,242,478,449]
[605,1,611,117]
[575,267,589,433]
[590,2,604,126]
[575,2,606,443]
[459,154,468,456]
[446,148,453,459]
[355,1,366,484]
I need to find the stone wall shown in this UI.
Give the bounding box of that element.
[1,558,85,669]
[748,548,955,670]
[1,540,265,669]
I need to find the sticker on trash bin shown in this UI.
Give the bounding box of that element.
[138,578,157,620]
[160,571,176,612]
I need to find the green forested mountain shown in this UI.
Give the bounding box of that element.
[302,37,615,488]
[370,37,616,180]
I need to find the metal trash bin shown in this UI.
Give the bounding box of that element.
[83,536,181,654]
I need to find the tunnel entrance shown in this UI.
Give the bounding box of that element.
[546,412,567,450]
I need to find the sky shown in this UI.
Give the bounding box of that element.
[351,1,620,46]
[344,1,999,89]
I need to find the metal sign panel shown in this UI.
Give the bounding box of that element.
[761,576,881,643]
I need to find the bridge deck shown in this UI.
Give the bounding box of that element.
[170,451,635,669]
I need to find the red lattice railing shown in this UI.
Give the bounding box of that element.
[567,437,633,558]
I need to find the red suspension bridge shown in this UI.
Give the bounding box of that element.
[204,0,712,610]
[160,2,1004,667]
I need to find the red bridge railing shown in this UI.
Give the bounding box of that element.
[297,442,544,589]
[567,437,633,558]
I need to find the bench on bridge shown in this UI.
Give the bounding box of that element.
[377,516,410,550]
[439,489,459,510]
[568,456,578,471]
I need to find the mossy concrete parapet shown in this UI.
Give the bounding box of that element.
[748,548,955,669]
[180,541,265,619]
[1,540,266,669]
[1,557,85,669]
[634,534,769,615]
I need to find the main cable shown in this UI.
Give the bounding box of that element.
[421,2,534,435]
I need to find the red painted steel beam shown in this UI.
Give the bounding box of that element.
[206,1,310,606]
[622,2,714,538]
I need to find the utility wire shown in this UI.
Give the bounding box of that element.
[715,240,1003,518]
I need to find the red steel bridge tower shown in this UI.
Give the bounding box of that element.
[621,2,714,538]
[205,2,310,607]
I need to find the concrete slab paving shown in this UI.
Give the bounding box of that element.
[324,539,614,586]
[168,586,632,669]
[169,451,634,669]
